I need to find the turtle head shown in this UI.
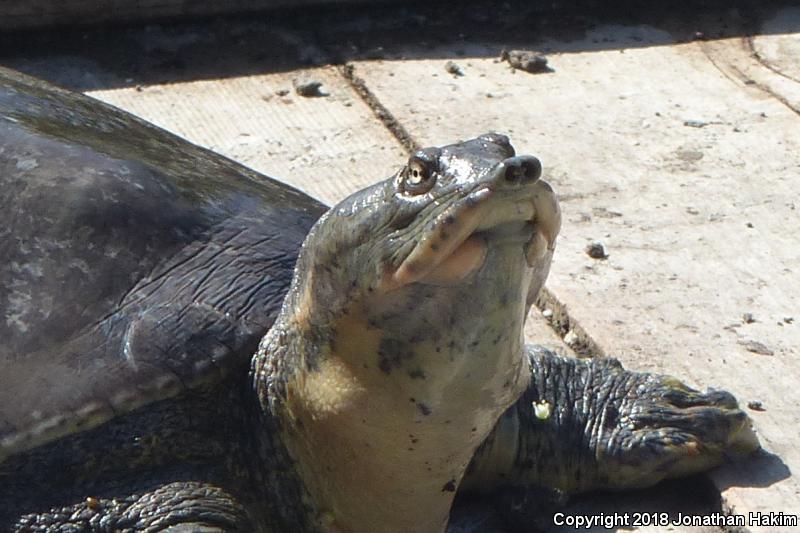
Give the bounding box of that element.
[290,132,561,328]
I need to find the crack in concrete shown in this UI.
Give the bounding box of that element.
[745,35,800,85]
[338,63,419,154]
[700,39,800,119]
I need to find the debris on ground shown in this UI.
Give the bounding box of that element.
[445,61,464,77]
[275,88,290,96]
[785,316,795,324]
[542,308,553,319]
[532,400,552,420]
[585,240,609,259]
[500,49,551,73]
[683,119,709,128]
[742,312,756,324]
[293,78,328,97]
[747,400,766,412]
[563,330,579,346]
[739,339,774,356]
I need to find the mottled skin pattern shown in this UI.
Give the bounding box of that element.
[0,67,758,532]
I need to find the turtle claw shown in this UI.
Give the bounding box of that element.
[595,373,760,489]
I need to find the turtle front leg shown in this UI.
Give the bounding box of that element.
[8,481,255,533]
[463,345,759,496]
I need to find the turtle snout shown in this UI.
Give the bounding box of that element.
[498,156,542,186]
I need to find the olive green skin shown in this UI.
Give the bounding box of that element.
[0,67,757,532]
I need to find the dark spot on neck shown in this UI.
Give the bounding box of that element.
[378,337,415,374]
[408,368,426,380]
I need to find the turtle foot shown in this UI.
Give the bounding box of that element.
[590,371,760,489]
[512,347,761,493]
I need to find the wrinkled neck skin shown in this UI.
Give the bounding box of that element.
[255,233,543,532]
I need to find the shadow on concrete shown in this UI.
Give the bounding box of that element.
[448,474,728,533]
[712,448,792,491]
[447,451,791,533]
[0,0,798,91]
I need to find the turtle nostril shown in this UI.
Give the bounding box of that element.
[503,156,542,184]
[504,164,521,183]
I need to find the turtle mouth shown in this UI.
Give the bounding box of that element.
[392,180,561,287]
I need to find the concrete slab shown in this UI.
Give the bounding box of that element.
[352,21,800,532]
[87,68,406,205]
[700,26,800,121]
[753,6,800,88]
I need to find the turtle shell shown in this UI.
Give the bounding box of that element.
[0,67,326,461]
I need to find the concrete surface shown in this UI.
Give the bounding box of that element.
[88,69,406,205]
[2,1,798,531]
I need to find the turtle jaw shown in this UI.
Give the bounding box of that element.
[391,178,561,289]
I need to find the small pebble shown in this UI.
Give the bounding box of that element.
[742,312,756,324]
[445,61,464,76]
[585,241,609,259]
[563,330,579,346]
[747,400,766,412]
[783,316,794,324]
[276,88,290,96]
[683,119,708,128]
[500,49,550,73]
[293,78,327,97]
[542,309,554,319]
[739,339,774,356]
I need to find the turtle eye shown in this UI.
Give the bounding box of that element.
[402,158,436,195]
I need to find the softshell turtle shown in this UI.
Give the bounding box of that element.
[0,67,759,532]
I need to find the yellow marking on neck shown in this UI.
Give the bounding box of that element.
[297,357,366,420]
